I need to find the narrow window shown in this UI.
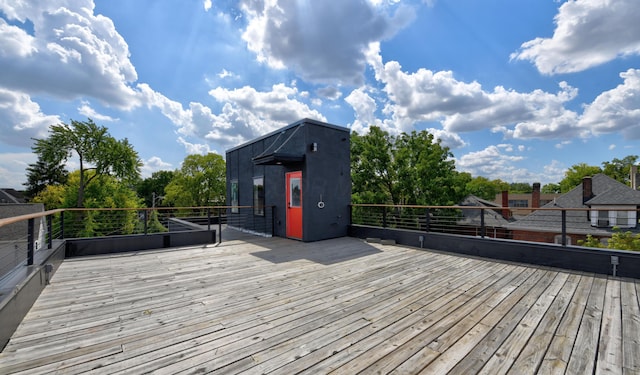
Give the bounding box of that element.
[230,180,239,213]
[253,177,264,216]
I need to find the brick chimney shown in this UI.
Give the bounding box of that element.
[582,176,593,204]
[532,182,540,209]
[501,190,510,219]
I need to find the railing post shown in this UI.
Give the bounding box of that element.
[27,218,34,266]
[207,207,211,231]
[349,205,353,225]
[480,208,486,238]
[425,208,430,232]
[561,209,567,246]
[47,214,53,249]
[143,209,149,235]
[218,208,222,243]
[60,211,65,239]
[382,207,387,228]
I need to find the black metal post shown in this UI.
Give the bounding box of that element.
[47,214,53,249]
[207,207,211,231]
[349,205,353,226]
[27,218,34,266]
[143,210,149,235]
[382,207,387,228]
[60,211,65,239]
[425,208,430,232]
[480,208,486,238]
[561,209,567,246]
[218,208,222,243]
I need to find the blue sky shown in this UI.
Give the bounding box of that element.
[1,0,640,190]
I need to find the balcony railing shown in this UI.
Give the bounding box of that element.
[0,206,274,283]
[351,204,640,248]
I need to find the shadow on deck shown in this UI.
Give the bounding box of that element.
[0,232,638,374]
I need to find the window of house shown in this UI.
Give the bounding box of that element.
[509,200,528,208]
[230,180,238,214]
[253,177,264,216]
[596,210,609,227]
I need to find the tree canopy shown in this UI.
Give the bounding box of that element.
[29,118,142,207]
[351,127,466,206]
[163,153,226,207]
[135,170,176,207]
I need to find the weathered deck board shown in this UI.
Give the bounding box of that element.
[0,234,638,374]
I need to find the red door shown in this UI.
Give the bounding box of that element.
[286,171,303,239]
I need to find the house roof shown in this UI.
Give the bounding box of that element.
[458,195,511,227]
[226,118,349,154]
[0,189,25,204]
[505,174,640,235]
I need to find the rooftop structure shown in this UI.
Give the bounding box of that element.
[1,231,638,374]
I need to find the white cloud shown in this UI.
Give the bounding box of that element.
[0,0,140,108]
[0,152,37,189]
[203,0,212,12]
[0,88,60,147]
[217,69,234,79]
[512,0,640,74]
[609,144,616,150]
[208,83,327,138]
[177,137,213,155]
[141,156,173,178]
[456,145,526,182]
[77,101,118,122]
[239,0,415,84]
[363,42,582,140]
[579,69,640,139]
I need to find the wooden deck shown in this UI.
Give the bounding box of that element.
[1,233,639,374]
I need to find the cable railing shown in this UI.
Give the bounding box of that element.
[0,206,274,283]
[350,204,640,249]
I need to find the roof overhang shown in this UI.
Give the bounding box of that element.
[252,152,305,165]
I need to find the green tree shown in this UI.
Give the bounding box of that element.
[541,183,561,194]
[394,130,460,205]
[466,176,509,200]
[351,127,398,204]
[602,155,638,185]
[509,182,532,193]
[164,153,226,207]
[136,170,176,207]
[32,170,143,237]
[23,156,69,200]
[559,163,602,193]
[351,127,466,206]
[30,118,142,207]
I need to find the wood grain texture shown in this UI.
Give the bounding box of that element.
[0,231,636,375]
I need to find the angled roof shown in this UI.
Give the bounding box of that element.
[458,195,511,227]
[505,174,640,235]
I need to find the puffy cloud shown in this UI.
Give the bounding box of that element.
[456,145,528,182]
[0,88,60,147]
[512,0,640,74]
[363,43,582,140]
[239,0,414,84]
[77,101,117,122]
[0,0,139,108]
[177,137,213,155]
[141,156,173,178]
[208,83,327,138]
[579,69,640,139]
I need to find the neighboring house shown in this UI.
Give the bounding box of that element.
[505,174,640,246]
[494,183,561,216]
[0,189,45,278]
[455,195,512,238]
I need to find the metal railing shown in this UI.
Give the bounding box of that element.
[0,206,274,283]
[350,204,640,249]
